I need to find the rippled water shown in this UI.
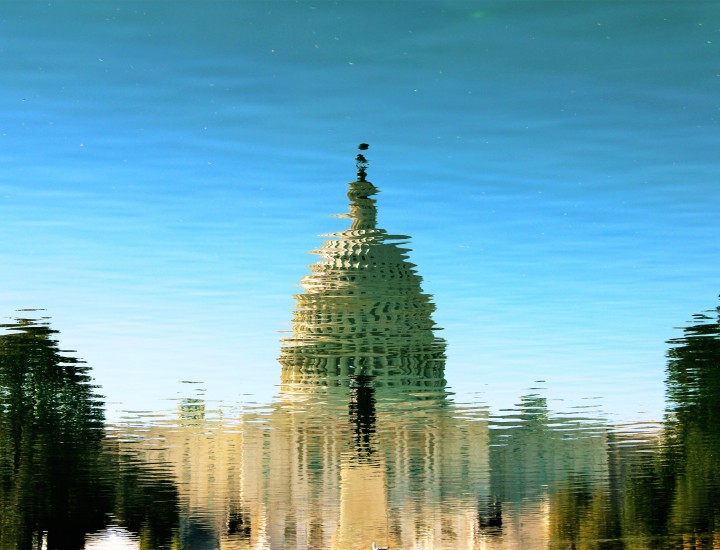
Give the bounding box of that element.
[2,1,720,549]
[3,179,720,548]
[3,301,720,548]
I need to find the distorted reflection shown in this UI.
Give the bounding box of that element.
[94,163,720,548]
[0,314,180,550]
[619,302,720,548]
[489,393,612,546]
[663,304,720,538]
[274,168,478,549]
[0,315,108,549]
[537,300,720,549]
[103,167,658,549]
[112,168,495,548]
[278,174,446,383]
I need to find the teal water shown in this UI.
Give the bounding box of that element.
[1,1,719,548]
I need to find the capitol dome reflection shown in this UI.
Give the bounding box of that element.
[271,150,473,549]
[279,155,445,387]
[107,150,618,550]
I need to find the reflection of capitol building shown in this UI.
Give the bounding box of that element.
[113,168,611,549]
[270,174,489,548]
[10,155,717,547]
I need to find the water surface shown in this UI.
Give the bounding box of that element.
[2,1,719,548]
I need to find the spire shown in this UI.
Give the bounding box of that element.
[349,143,378,230]
[356,143,369,181]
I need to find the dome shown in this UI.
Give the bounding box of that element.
[279,154,445,385]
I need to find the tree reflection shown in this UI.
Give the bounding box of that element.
[541,301,720,548]
[0,315,109,549]
[0,314,181,550]
[655,303,720,544]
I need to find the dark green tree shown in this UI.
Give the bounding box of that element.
[0,315,182,549]
[0,316,109,549]
[621,301,720,548]
[662,304,720,540]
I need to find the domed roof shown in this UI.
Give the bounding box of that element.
[280,148,445,385]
